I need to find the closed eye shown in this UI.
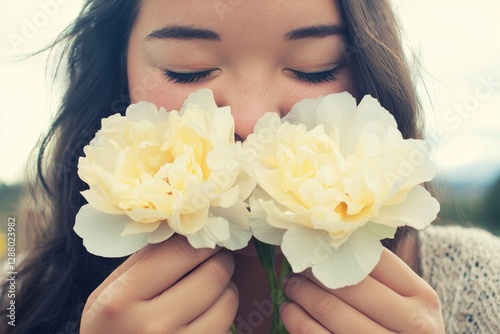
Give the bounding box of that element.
[162,69,216,84]
[288,68,339,84]
[162,67,340,85]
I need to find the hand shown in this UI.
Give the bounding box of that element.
[80,235,238,334]
[280,248,445,333]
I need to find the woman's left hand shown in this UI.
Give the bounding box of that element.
[280,248,445,333]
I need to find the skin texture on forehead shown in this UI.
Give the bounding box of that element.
[132,0,342,41]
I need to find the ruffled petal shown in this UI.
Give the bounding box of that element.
[317,93,398,157]
[80,189,122,214]
[356,95,398,130]
[216,185,240,208]
[281,225,329,272]
[211,201,252,250]
[311,226,384,289]
[170,204,209,235]
[74,204,149,257]
[315,92,360,155]
[372,186,440,229]
[147,221,175,243]
[126,101,164,123]
[281,223,390,289]
[181,88,219,114]
[121,220,160,236]
[249,197,285,245]
[362,222,397,240]
[126,207,170,223]
[254,196,296,230]
[187,216,230,249]
[233,165,258,201]
[212,107,234,141]
[284,97,323,130]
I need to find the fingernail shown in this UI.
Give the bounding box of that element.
[283,274,303,293]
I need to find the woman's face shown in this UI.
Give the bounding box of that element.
[127,0,354,140]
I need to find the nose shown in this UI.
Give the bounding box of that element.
[214,75,284,140]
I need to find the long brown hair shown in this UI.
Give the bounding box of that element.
[338,0,422,139]
[0,1,421,332]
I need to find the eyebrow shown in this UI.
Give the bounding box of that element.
[145,24,345,42]
[285,24,346,40]
[145,25,221,41]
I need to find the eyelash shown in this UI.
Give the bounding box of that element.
[163,70,213,84]
[162,68,339,84]
[288,68,339,84]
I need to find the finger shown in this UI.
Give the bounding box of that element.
[85,242,159,312]
[150,250,235,325]
[182,281,239,334]
[299,269,414,331]
[285,275,393,333]
[122,235,221,300]
[370,248,429,296]
[280,301,331,334]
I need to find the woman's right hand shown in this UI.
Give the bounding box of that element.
[80,235,238,334]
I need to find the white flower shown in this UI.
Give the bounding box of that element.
[242,92,440,289]
[74,89,256,257]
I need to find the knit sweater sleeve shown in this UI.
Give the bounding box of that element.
[418,225,500,334]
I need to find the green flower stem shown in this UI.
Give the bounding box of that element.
[278,256,291,304]
[276,256,291,334]
[254,239,292,334]
[265,265,281,333]
[230,323,238,334]
[254,238,276,269]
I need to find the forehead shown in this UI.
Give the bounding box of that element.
[133,0,342,37]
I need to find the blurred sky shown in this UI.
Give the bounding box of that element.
[0,0,499,185]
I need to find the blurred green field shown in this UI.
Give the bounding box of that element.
[0,183,25,259]
[432,172,500,236]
